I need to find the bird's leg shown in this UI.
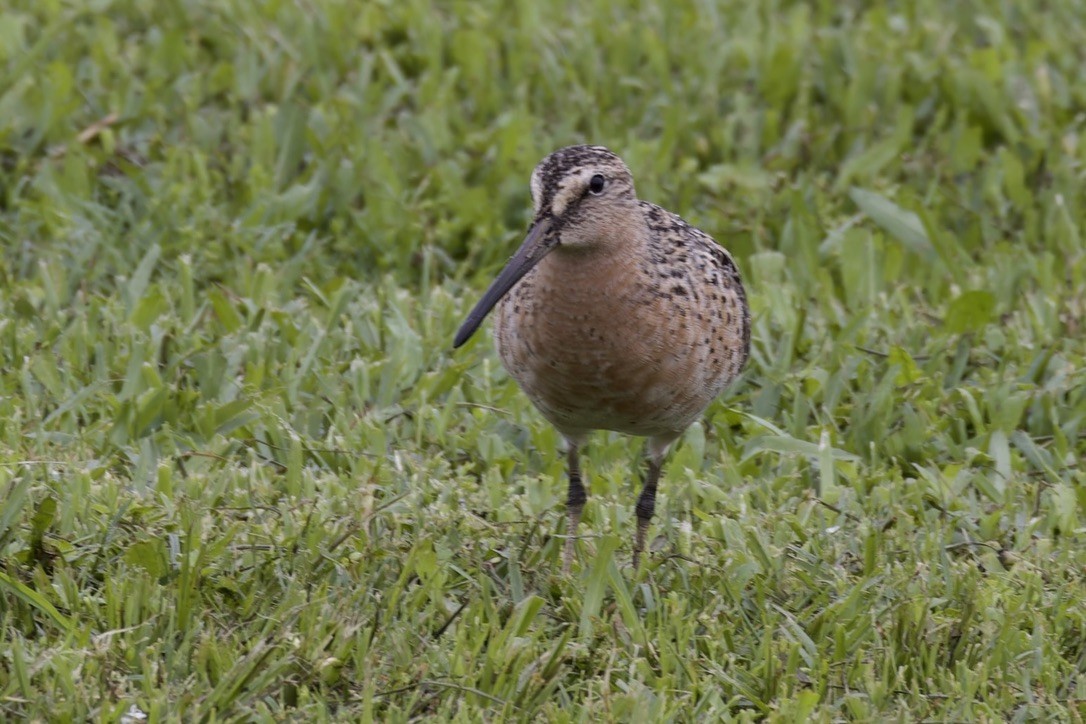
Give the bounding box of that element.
[633,456,664,570]
[562,444,586,573]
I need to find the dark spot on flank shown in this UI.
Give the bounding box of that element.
[708,245,737,274]
[672,285,687,296]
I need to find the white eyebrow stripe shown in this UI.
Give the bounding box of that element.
[530,167,542,212]
[549,170,594,216]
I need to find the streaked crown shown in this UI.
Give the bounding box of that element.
[529,145,637,221]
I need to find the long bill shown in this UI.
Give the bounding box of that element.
[453,218,557,348]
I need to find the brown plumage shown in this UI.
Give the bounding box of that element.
[454,145,750,571]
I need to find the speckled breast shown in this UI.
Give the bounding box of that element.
[492,246,747,439]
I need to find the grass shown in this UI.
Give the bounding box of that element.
[1,0,1084,719]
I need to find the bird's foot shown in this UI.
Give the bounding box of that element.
[562,504,583,573]
[632,517,651,570]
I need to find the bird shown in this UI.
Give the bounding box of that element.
[453,145,750,572]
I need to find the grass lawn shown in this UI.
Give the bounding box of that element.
[1,0,1084,719]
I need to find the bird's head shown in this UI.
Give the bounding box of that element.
[527,145,638,247]
[454,145,638,347]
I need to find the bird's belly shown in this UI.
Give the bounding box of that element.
[495,293,721,438]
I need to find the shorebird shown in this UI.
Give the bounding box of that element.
[454,145,750,571]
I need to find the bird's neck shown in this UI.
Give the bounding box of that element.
[537,212,650,294]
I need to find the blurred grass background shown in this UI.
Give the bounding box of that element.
[1,0,1084,719]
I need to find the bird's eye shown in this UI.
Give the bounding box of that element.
[588,174,606,195]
